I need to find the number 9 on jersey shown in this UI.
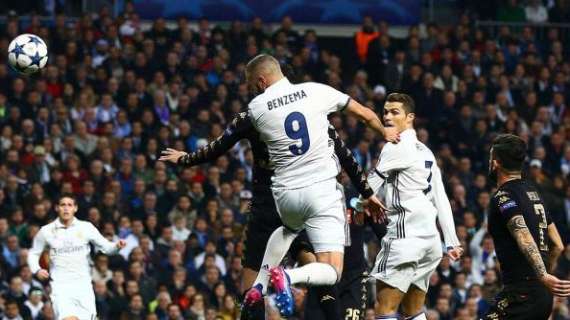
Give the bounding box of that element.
[284,112,310,155]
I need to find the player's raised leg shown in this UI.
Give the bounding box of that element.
[268,179,346,316]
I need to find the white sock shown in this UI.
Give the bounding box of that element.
[285,262,338,285]
[252,226,297,294]
[407,312,426,320]
[376,314,399,320]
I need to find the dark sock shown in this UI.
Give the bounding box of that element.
[316,285,342,320]
[241,302,265,320]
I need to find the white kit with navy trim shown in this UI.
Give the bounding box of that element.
[358,129,460,293]
[28,217,118,320]
[247,77,351,252]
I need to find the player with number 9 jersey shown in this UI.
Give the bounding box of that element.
[244,54,392,317]
[248,76,349,189]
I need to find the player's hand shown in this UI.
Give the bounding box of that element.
[383,126,400,143]
[159,148,187,163]
[116,239,127,249]
[540,273,570,296]
[353,211,365,225]
[446,246,464,261]
[362,195,387,223]
[36,269,50,281]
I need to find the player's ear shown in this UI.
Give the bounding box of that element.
[257,75,267,91]
[406,112,415,123]
[491,159,500,171]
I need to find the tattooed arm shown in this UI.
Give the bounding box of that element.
[507,215,547,278]
[507,215,570,296]
[547,223,564,274]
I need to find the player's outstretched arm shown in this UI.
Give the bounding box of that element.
[159,112,251,166]
[87,223,126,254]
[507,215,570,296]
[343,99,399,142]
[28,229,49,280]
[547,223,564,273]
[329,125,374,199]
[431,165,462,260]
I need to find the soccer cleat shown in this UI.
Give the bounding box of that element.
[243,283,264,307]
[269,266,294,317]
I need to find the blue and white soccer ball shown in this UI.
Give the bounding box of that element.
[8,34,48,75]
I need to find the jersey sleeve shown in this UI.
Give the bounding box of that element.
[494,190,521,221]
[329,125,373,198]
[28,228,47,274]
[314,83,351,114]
[87,223,118,254]
[178,112,251,167]
[430,165,461,247]
[378,139,416,174]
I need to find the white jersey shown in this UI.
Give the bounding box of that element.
[28,218,118,291]
[248,78,350,189]
[361,129,460,247]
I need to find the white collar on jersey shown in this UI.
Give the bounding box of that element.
[400,128,417,139]
[55,217,78,229]
[265,77,291,93]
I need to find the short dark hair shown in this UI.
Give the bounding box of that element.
[386,93,415,114]
[491,134,527,172]
[57,194,77,205]
[4,298,18,307]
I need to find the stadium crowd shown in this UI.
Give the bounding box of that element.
[0,0,569,319]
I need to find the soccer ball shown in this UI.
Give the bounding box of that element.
[8,33,48,74]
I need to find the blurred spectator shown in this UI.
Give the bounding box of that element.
[525,0,549,23]
[24,288,43,320]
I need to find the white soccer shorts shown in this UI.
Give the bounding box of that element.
[51,287,97,320]
[369,235,442,293]
[272,178,348,253]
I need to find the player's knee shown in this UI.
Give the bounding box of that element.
[296,250,316,265]
[375,284,402,313]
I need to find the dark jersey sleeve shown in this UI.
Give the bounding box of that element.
[178,112,253,167]
[329,125,374,199]
[495,190,521,221]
